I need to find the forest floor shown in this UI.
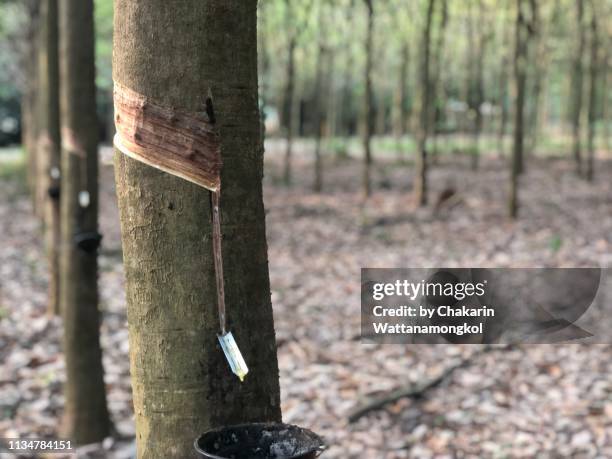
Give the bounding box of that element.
[1,141,612,458]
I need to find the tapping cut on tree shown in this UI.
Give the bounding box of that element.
[113,82,222,192]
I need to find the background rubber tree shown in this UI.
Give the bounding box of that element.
[496,0,512,158]
[413,0,436,206]
[37,0,61,316]
[467,0,491,171]
[362,0,374,198]
[390,0,415,162]
[525,0,546,157]
[279,0,313,186]
[20,0,41,207]
[113,0,282,457]
[312,0,329,192]
[429,0,448,164]
[509,0,534,218]
[585,0,599,182]
[58,0,111,443]
[570,0,586,176]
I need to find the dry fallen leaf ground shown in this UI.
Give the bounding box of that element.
[1,142,612,458]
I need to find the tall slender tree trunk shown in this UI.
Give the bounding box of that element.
[394,42,409,161]
[282,34,296,186]
[341,54,355,138]
[23,0,41,207]
[430,0,448,164]
[602,50,610,153]
[571,0,586,175]
[341,0,356,138]
[58,0,111,443]
[509,0,530,218]
[312,1,328,194]
[526,0,545,157]
[113,1,282,457]
[467,0,489,170]
[313,41,327,193]
[413,0,436,206]
[497,2,512,159]
[363,0,374,198]
[585,0,599,182]
[327,50,338,141]
[37,0,61,316]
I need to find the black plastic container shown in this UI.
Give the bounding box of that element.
[47,185,60,200]
[194,423,325,459]
[74,231,103,253]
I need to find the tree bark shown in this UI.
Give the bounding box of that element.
[282,32,296,186]
[526,0,545,158]
[497,4,512,159]
[394,42,409,161]
[313,5,327,193]
[585,0,599,181]
[37,0,61,316]
[465,0,488,171]
[313,43,326,193]
[58,0,111,444]
[363,0,374,198]
[602,50,610,153]
[413,0,436,206]
[509,0,530,218]
[571,0,586,175]
[430,0,448,164]
[341,0,356,138]
[113,1,282,457]
[23,0,41,210]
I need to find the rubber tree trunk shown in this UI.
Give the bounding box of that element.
[37,0,61,316]
[341,0,356,138]
[602,50,610,153]
[430,0,448,164]
[526,0,545,158]
[327,50,338,141]
[23,0,40,206]
[362,0,374,198]
[282,34,296,186]
[585,0,599,182]
[509,0,530,219]
[571,0,586,175]
[313,48,327,193]
[313,17,327,194]
[413,0,436,206]
[113,1,282,457]
[58,0,111,444]
[497,1,512,158]
[393,42,409,161]
[473,0,489,171]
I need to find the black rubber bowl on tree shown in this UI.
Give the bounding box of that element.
[47,185,60,200]
[194,423,325,459]
[74,231,103,253]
